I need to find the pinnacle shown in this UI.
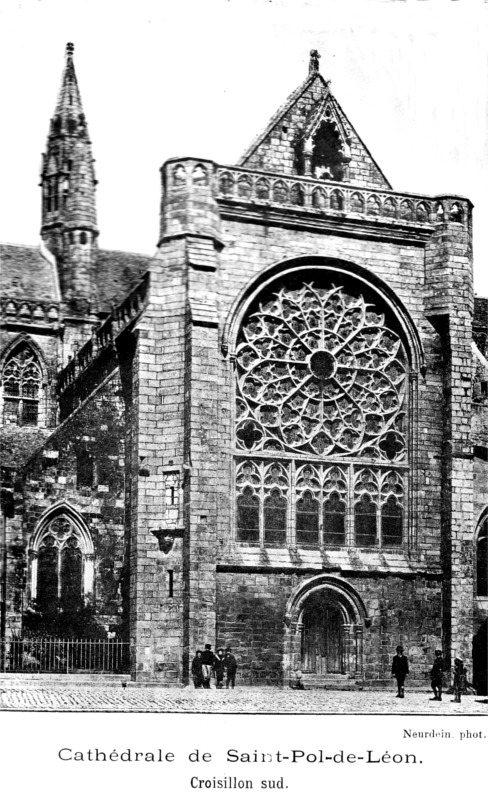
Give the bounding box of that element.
[52,42,85,127]
[309,49,321,75]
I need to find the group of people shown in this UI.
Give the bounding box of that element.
[191,644,238,689]
[391,645,470,701]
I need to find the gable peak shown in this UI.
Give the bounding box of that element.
[239,52,391,190]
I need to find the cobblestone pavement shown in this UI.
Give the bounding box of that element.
[1,686,487,713]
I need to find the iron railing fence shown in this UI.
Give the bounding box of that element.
[0,638,130,674]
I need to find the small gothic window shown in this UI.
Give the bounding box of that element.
[37,538,59,613]
[355,495,377,546]
[46,179,57,213]
[237,486,260,543]
[77,449,94,487]
[2,343,42,426]
[449,203,463,223]
[35,515,89,613]
[264,489,287,546]
[80,232,87,245]
[296,492,319,546]
[323,493,346,546]
[477,518,488,596]
[311,120,346,181]
[192,164,208,185]
[381,495,403,547]
[60,537,83,607]
[173,165,186,186]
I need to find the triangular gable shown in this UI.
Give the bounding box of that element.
[239,55,391,191]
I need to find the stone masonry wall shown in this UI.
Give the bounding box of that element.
[13,370,127,635]
[216,571,442,687]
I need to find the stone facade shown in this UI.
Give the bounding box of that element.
[0,46,486,692]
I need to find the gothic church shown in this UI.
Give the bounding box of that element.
[1,45,487,690]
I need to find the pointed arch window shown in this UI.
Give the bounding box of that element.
[77,448,94,488]
[477,516,488,597]
[311,120,347,181]
[234,272,411,551]
[2,343,42,426]
[237,486,260,543]
[32,512,94,609]
[296,492,320,546]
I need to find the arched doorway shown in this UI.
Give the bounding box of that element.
[473,620,487,696]
[284,576,368,687]
[301,591,345,675]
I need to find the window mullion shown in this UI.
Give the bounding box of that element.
[259,461,264,549]
[319,464,324,549]
[347,464,354,547]
[289,460,296,548]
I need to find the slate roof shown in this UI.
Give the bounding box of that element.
[0,243,59,302]
[0,242,151,312]
[95,248,151,312]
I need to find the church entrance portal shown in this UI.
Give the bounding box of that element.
[285,578,366,686]
[301,593,344,675]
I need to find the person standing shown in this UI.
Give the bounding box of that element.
[191,650,204,689]
[391,645,409,698]
[452,658,467,703]
[201,643,214,689]
[429,649,445,701]
[224,647,238,689]
[214,647,226,689]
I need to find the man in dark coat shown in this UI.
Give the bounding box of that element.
[214,648,226,689]
[191,650,204,689]
[430,649,445,701]
[201,643,214,689]
[391,645,409,698]
[452,658,467,703]
[224,648,238,689]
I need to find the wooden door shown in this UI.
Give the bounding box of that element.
[301,595,344,674]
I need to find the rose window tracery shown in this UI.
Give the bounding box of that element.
[236,281,407,459]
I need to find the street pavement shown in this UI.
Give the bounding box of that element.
[1,686,487,713]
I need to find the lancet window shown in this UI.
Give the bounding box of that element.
[234,274,409,549]
[2,343,42,426]
[31,513,94,610]
[477,515,488,597]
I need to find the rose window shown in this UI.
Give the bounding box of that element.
[236,280,407,459]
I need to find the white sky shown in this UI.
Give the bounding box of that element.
[1,0,487,296]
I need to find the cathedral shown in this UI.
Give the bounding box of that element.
[0,44,487,691]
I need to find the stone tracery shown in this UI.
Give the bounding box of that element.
[236,280,407,460]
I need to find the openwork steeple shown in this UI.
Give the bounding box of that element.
[40,43,98,312]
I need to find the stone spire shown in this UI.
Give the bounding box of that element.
[40,43,98,313]
[52,43,85,125]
